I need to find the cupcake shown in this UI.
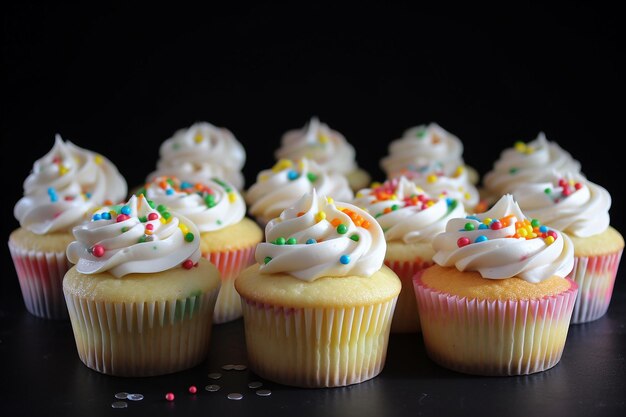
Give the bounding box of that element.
[481,132,583,205]
[235,189,401,387]
[63,194,221,377]
[413,194,577,376]
[8,134,127,320]
[137,175,263,324]
[379,122,480,186]
[353,177,466,333]
[274,116,371,191]
[245,157,354,227]
[145,121,246,191]
[512,172,624,323]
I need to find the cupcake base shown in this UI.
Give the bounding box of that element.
[413,271,578,376]
[385,258,432,333]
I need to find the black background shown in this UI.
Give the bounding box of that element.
[2,4,625,417]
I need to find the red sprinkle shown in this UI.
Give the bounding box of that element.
[457,237,471,247]
[145,223,154,231]
[92,244,105,257]
[547,230,558,240]
[116,214,129,222]
[148,212,159,221]
[188,386,197,394]
[490,221,503,230]
[165,392,175,401]
[182,259,194,269]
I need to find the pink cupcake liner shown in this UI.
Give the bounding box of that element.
[239,296,397,387]
[569,250,623,324]
[8,241,71,320]
[203,245,256,324]
[384,259,433,333]
[413,272,578,376]
[63,288,219,377]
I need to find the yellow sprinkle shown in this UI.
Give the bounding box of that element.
[228,192,237,203]
[315,211,326,222]
[298,160,305,170]
[525,224,533,234]
[259,173,269,182]
[272,159,292,172]
[529,232,537,239]
[94,155,103,165]
[318,133,330,144]
[179,223,189,235]
[483,217,492,225]
[356,192,364,198]
[454,166,464,177]
[161,217,167,224]
[59,165,69,176]
[525,147,535,155]
[427,174,437,183]
[194,133,203,143]
[464,192,471,200]
[390,194,397,200]
[109,210,116,218]
[518,228,528,237]
[416,186,425,193]
[544,236,555,245]
[326,197,334,204]
[514,141,527,153]
[426,200,434,207]
[371,182,382,188]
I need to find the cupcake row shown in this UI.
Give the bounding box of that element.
[8,118,623,386]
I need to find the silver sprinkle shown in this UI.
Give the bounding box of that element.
[205,384,221,392]
[233,364,247,371]
[114,392,129,399]
[227,393,243,400]
[248,381,263,389]
[127,393,144,401]
[207,372,222,379]
[111,401,128,408]
[221,364,236,370]
[256,389,272,397]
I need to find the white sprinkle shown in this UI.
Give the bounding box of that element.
[248,381,263,389]
[208,372,222,379]
[111,401,128,408]
[256,389,272,397]
[114,392,129,399]
[205,384,221,392]
[127,393,144,401]
[227,393,243,400]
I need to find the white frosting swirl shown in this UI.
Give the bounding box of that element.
[380,123,472,180]
[431,194,574,283]
[147,122,246,190]
[511,172,611,238]
[389,164,480,210]
[66,194,201,278]
[245,158,354,225]
[140,176,245,232]
[482,132,583,197]
[275,117,359,176]
[255,189,385,281]
[353,176,467,244]
[14,134,128,234]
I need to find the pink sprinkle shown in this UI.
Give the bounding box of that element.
[165,392,175,401]
[188,386,197,394]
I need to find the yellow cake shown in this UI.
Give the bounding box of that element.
[63,194,220,377]
[413,194,577,376]
[235,189,401,387]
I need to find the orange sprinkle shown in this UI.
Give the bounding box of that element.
[297,211,305,217]
[331,218,342,227]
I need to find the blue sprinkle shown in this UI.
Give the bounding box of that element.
[287,170,299,180]
[181,181,192,189]
[121,205,131,215]
[102,212,112,220]
[474,235,488,243]
[465,215,480,221]
[85,192,92,199]
[340,255,350,264]
[446,198,454,206]
[539,225,548,233]
[478,223,489,230]
[92,213,101,221]
[166,189,174,195]
[306,238,316,244]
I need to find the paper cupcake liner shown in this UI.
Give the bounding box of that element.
[63,287,219,377]
[204,245,256,324]
[569,250,623,324]
[8,241,71,320]
[413,273,578,376]
[239,296,397,388]
[384,259,433,333]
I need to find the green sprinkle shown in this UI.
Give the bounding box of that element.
[286,237,297,244]
[162,212,171,220]
[121,226,129,233]
[416,129,426,138]
[139,216,148,223]
[274,237,286,245]
[337,224,348,234]
[544,188,551,194]
[509,167,518,175]
[147,199,155,209]
[391,204,399,211]
[531,219,541,228]
[172,143,180,150]
[216,220,222,225]
[306,172,318,182]
[185,232,195,242]
[135,188,146,196]
[350,234,359,241]
[464,222,475,231]
[375,212,383,218]
[264,257,272,264]
[138,235,147,243]
[157,204,167,213]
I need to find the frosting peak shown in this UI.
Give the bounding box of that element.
[431,194,574,283]
[254,189,386,281]
[14,134,128,234]
[66,194,201,278]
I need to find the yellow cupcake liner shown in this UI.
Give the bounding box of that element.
[63,287,219,377]
[204,245,256,324]
[569,250,623,324]
[8,240,71,320]
[239,297,397,388]
[413,274,578,376]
